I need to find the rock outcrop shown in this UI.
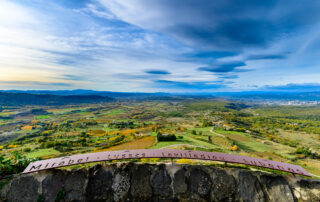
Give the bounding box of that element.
[1,163,319,202]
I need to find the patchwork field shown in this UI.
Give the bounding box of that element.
[96,136,156,151]
[1,100,320,178]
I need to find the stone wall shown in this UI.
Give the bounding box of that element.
[1,163,319,202]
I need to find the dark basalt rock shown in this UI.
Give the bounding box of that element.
[151,164,174,201]
[42,170,66,202]
[86,165,113,202]
[189,167,212,200]
[173,168,188,194]
[1,163,319,202]
[112,164,132,201]
[210,168,237,201]
[238,171,265,202]
[5,175,40,202]
[130,164,153,202]
[64,170,87,201]
[259,175,295,202]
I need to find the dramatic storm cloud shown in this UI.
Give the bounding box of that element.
[1,0,320,92]
[197,62,248,73]
[100,0,320,50]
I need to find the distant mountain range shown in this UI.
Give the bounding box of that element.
[0,90,169,98]
[2,90,320,105]
[0,92,114,106]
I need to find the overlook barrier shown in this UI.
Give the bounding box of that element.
[23,149,311,176]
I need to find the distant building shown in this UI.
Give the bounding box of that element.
[135,133,150,137]
[161,133,170,136]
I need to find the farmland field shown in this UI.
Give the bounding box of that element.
[1,99,320,178]
[96,136,156,151]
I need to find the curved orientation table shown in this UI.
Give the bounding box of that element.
[23,149,311,176]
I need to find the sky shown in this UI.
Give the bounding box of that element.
[1,0,320,92]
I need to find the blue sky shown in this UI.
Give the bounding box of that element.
[1,0,320,92]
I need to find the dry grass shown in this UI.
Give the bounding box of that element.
[278,130,320,153]
[21,125,33,130]
[299,159,320,176]
[212,136,232,147]
[225,133,251,142]
[88,130,106,136]
[251,151,286,162]
[96,136,156,151]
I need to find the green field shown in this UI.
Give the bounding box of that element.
[1,100,320,178]
[36,115,51,119]
[25,148,61,158]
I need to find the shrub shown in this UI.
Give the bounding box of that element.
[295,147,312,156]
[140,158,160,163]
[157,132,176,141]
[232,145,239,151]
[109,135,125,144]
[0,152,39,177]
[23,148,31,152]
[80,132,88,137]
[294,147,319,159]
[177,158,192,164]
[202,120,213,127]
[42,142,55,148]
[8,145,19,148]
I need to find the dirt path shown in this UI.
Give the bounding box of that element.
[310,173,320,179]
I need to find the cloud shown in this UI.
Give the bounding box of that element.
[144,69,171,75]
[247,54,287,60]
[218,75,239,79]
[0,81,73,87]
[179,51,239,64]
[154,80,227,90]
[100,0,320,51]
[0,0,194,91]
[61,74,86,81]
[112,73,152,80]
[197,62,247,73]
[76,3,115,19]
[2,0,320,92]
[167,19,275,50]
[262,83,320,92]
[187,51,238,59]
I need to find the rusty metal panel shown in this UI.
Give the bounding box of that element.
[22,149,311,176]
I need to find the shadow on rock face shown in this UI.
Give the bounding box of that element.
[86,165,113,202]
[130,164,153,202]
[151,164,174,201]
[6,175,40,202]
[238,171,265,202]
